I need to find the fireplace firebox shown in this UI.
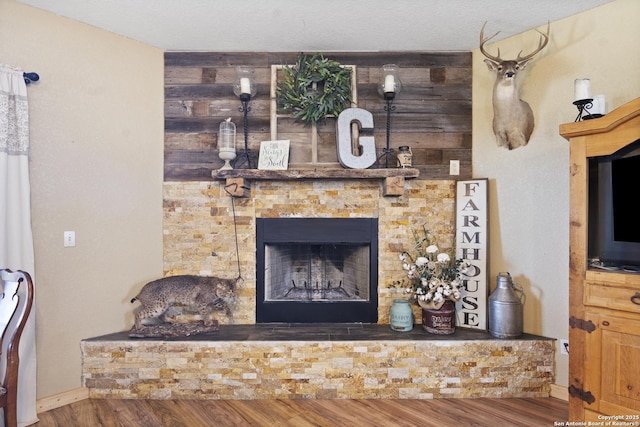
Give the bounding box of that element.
[256,218,378,323]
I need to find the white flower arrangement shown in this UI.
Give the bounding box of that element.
[391,225,472,310]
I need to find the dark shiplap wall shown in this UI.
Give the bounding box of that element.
[164,52,472,180]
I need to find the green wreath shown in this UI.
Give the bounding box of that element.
[276,52,353,127]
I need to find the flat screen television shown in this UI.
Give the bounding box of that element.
[588,138,640,270]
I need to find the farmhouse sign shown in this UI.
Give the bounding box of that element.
[455,179,489,330]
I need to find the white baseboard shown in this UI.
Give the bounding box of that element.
[550,383,569,401]
[37,387,89,413]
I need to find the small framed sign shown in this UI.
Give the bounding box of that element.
[455,178,489,331]
[258,140,290,170]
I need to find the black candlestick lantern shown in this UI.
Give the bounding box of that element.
[376,64,401,168]
[232,66,257,169]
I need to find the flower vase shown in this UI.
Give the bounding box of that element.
[421,300,455,334]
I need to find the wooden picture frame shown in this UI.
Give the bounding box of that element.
[270,64,357,167]
[455,178,489,331]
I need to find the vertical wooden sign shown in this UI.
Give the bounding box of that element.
[455,179,489,330]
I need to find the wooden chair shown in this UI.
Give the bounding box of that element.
[0,269,34,427]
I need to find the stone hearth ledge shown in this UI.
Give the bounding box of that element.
[82,324,555,400]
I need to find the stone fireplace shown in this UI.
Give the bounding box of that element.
[81,177,556,401]
[256,217,378,323]
[162,178,460,325]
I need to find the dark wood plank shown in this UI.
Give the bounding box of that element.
[224,400,314,426]
[145,399,211,427]
[87,399,122,427]
[164,52,271,67]
[177,400,249,427]
[104,399,162,426]
[165,52,472,68]
[297,399,404,426]
[357,399,439,426]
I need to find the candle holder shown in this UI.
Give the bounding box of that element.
[232,66,257,169]
[376,64,401,168]
[573,98,594,122]
[572,79,603,122]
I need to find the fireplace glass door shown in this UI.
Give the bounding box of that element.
[256,218,378,323]
[264,243,370,302]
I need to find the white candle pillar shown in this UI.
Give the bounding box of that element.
[591,95,606,115]
[384,75,395,93]
[240,78,251,95]
[574,79,591,101]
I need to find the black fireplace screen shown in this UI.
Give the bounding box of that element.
[256,218,378,323]
[264,243,370,302]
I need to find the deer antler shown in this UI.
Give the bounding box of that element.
[479,21,502,63]
[516,22,550,62]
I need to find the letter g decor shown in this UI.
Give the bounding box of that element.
[336,108,376,169]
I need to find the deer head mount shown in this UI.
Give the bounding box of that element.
[480,22,550,150]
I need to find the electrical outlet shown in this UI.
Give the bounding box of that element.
[449,159,460,175]
[559,339,569,355]
[64,231,76,247]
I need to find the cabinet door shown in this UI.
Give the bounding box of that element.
[592,312,640,416]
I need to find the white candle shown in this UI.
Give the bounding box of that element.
[591,94,606,115]
[240,78,251,95]
[384,75,395,93]
[574,79,591,101]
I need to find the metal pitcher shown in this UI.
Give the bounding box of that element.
[488,272,525,338]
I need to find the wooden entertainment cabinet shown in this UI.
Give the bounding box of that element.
[561,97,640,421]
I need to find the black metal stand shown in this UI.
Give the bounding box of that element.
[376,92,396,168]
[232,94,254,169]
[573,98,594,122]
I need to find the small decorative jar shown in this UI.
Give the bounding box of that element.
[390,299,413,332]
[218,118,236,170]
[396,146,412,168]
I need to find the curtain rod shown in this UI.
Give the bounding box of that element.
[24,72,39,85]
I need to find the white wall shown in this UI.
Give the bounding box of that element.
[1,0,637,399]
[472,0,640,388]
[0,0,164,398]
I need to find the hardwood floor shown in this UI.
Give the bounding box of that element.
[34,397,568,426]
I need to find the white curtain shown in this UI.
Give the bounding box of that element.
[0,65,38,426]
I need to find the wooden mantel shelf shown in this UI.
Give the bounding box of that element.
[211,168,420,180]
[211,168,420,197]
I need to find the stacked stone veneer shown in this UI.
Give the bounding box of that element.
[83,179,555,400]
[82,338,554,399]
[162,179,458,324]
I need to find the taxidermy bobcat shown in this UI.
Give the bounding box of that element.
[131,275,237,330]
